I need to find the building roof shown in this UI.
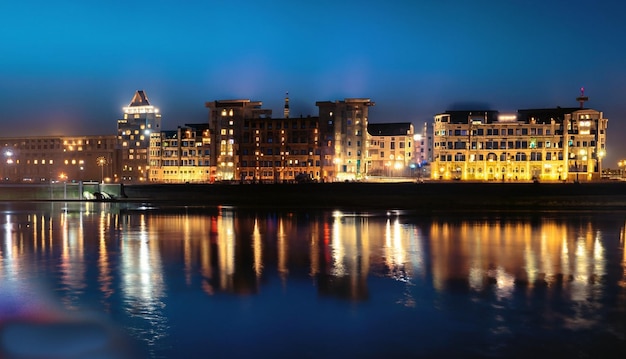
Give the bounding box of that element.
[517,107,582,124]
[128,90,151,107]
[438,110,500,124]
[367,122,412,136]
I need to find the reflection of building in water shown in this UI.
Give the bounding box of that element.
[618,222,626,309]
[198,208,258,295]
[98,211,113,305]
[315,211,370,301]
[428,218,607,299]
[59,211,86,309]
[383,217,426,283]
[1,214,20,283]
[119,213,168,348]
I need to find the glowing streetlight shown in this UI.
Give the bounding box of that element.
[97,156,106,184]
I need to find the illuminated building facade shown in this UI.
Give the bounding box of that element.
[148,123,213,183]
[366,123,416,177]
[0,135,116,183]
[205,100,272,181]
[238,116,321,182]
[316,99,374,181]
[431,106,608,181]
[117,90,161,183]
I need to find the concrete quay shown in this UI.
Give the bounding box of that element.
[122,181,626,211]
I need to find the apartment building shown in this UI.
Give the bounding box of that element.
[148,124,213,183]
[316,98,374,181]
[238,115,321,183]
[366,122,416,177]
[431,107,608,182]
[205,99,272,181]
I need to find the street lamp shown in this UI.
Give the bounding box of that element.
[97,156,106,184]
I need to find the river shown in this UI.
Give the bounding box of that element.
[0,201,625,358]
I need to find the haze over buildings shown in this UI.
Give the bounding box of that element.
[1,1,625,165]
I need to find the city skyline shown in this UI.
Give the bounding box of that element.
[1,1,625,165]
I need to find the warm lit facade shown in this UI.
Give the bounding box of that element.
[316,99,374,181]
[148,124,213,183]
[366,122,416,177]
[431,107,608,181]
[0,135,116,183]
[205,100,272,181]
[117,90,162,183]
[238,116,322,182]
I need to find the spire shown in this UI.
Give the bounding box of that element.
[283,92,290,118]
[129,90,151,107]
[576,87,588,109]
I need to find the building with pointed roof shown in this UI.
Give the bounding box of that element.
[117,90,162,182]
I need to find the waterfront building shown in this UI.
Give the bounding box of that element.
[205,99,272,180]
[148,123,213,183]
[238,115,321,183]
[366,122,415,178]
[431,105,607,182]
[316,99,374,181]
[117,90,162,183]
[0,135,116,183]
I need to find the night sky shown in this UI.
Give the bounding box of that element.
[1,1,625,165]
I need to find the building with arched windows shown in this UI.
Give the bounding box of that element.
[431,107,608,182]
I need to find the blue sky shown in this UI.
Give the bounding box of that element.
[1,0,625,165]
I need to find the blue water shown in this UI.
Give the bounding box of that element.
[0,202,625,358]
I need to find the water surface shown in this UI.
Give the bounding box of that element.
[0,202,625,358]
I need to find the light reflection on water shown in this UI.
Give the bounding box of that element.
[0,202,624,358]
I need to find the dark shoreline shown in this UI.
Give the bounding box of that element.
[121,181,626,211]
[1,181,625,212]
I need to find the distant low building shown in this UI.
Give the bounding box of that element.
[0,135,116,183]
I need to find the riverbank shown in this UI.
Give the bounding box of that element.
[122,181,626,211]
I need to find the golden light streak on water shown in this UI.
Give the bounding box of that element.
[253,218,263,278]
[98,211,112,303]
[277,218,288,281]
[331,213,345,277]
[217,211,235,291]
[309,221,320,277]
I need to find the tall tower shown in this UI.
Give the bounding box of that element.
[576,87,589,109]
[283,92,290,118]
[117,90,161,182]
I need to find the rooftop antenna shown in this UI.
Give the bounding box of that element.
[576,87,588,109]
